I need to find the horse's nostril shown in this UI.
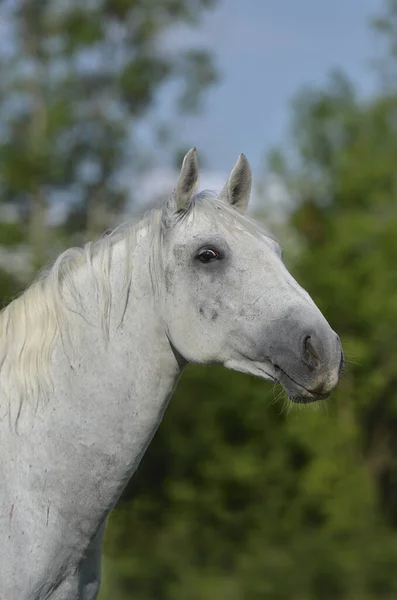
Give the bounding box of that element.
[303,334,320,366]
[304,335,316,356]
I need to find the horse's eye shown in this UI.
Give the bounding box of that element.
[197,249,219,263]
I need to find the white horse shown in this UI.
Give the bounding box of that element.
[0,149,343,599]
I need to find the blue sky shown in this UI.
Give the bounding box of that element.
[150,0,383,175]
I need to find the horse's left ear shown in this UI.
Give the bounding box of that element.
[174,148,199,212]
[220,153,252,213]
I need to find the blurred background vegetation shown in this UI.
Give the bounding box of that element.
[2,0,397,598]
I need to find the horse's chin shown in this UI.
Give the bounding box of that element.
[287,391,330,404]
[277,371,330,404]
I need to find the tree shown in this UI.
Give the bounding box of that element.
[0,0,218,270]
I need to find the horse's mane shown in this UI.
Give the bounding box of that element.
[0,209,163,415]
[0,192,273,416]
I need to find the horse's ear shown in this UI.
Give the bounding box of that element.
[220,153,252,213]
[174,148,199,212]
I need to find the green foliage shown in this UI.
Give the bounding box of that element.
[101,367,397,599]
[0,0,218,268]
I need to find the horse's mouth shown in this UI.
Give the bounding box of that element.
[274,365,330,403]
[224,356,331,403]
[287,389,330,404]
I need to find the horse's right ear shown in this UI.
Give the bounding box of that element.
[173,148,199,212]
[220,153,252,213]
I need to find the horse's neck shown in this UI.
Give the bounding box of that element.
[7,234,181,558]
[55,236,180,511]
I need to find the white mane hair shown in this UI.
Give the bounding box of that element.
[0,209,162,417]
[0,191,274,416]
